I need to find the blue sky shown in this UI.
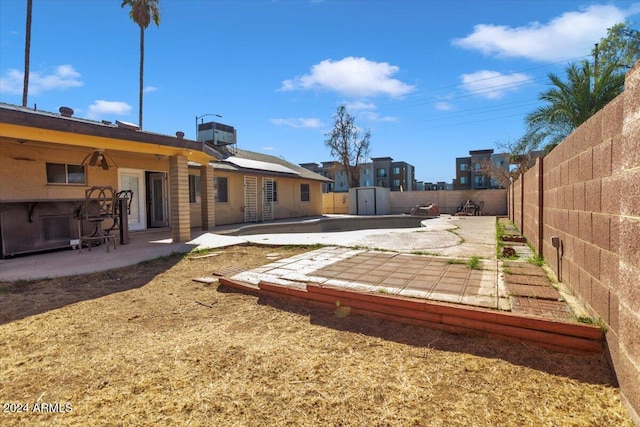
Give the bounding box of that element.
[1,1,639,183]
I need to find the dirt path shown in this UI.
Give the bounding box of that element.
[0,245,633,426]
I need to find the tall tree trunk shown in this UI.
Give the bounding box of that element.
[22,0,32,107]
[139,25,144,129]
[348,165,360,188]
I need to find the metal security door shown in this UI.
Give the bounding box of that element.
[149,172,168,227]
[262,178,274,221]
[244,176,258,222]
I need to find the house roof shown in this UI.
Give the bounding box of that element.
[225,156,300,175]
[212,148,331,182]
[0,103,218,164]
[1,103,329,182]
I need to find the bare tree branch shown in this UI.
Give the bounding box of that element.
[324,105,371,188]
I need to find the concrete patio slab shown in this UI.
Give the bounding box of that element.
[230,247,510,311]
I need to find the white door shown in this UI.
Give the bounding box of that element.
[118,169,146,230]
[357,188,375,215]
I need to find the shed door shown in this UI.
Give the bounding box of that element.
[244,176,258,223]
[356,188,376,215]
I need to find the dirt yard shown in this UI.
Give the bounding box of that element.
[0,245,633,426]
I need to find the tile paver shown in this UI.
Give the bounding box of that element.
[507,283,562,300]
[231,247,580,322]
[505,274,552,287]
[511,296,574,321]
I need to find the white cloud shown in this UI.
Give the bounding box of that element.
[0,64,83,95]
[460,70,532,99]
[280,57,415,98]
[435,101,455,111]
[270,117,323,129]
[453,4,639,61]
[262,146,275,151]
[87,100,132,119]
[358,111,397,122]
[344,101,376,111]
[340,101,396,122]
[144,85,158,93]
[0,70,24,95]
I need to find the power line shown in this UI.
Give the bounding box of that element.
[404,54,592,98]
[370,55,596,129]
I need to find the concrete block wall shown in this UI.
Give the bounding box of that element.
[509,62,640,423]
[389,189,507,215]
[512,178,523,231]
[522,159,542,254]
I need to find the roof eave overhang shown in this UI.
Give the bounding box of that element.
[0,123,215,164]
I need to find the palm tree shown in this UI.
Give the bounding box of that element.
[121,0,161,130]
[22,0,33,107]
[526,60,625,152]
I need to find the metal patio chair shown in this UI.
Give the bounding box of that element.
[77,186,117,253]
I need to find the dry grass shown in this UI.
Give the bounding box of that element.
[0,245,633,426]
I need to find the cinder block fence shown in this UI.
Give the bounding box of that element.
[508,62,640,423]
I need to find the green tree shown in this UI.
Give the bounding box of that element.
[22,0,32,107]
[593,22,640,76]
[525,23,639,154]
[121,0,161,130]
[324,105,371,188]
[526,60,624,152]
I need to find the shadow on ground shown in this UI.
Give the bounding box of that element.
[0,255,183,325]
[246,291,616,387]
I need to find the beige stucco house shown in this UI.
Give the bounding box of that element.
[189,148,329,227]
[0,103,329,257]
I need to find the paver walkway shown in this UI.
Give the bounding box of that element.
[503,260,575,321]
[229,246,579,321]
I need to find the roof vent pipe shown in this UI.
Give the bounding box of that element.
[59,106,74,117]
[176,131,185,139]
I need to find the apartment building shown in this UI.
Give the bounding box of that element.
[454,149,514,190]
[301,157,416,192]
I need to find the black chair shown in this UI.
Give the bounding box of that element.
[77,186,117,253]
[104,190,133,244]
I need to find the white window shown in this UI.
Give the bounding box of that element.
[46,163,86,184]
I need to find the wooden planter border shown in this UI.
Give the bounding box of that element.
[218,278,604,354]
